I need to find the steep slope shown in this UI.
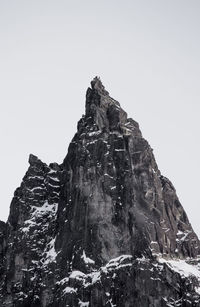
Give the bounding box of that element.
[0,77,200,307]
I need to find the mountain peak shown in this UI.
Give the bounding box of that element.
[1,79,200,306]
[28,153,43,166]
[83,78,142,138]
[90,76,109,96]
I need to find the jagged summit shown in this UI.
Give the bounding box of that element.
[1,79,200,306]
[83,78,142,139]
[28,153,45,167]
[90,76,109,96]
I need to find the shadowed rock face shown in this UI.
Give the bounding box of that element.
[0,77,200,307]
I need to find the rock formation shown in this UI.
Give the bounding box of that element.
[0,77,200,306]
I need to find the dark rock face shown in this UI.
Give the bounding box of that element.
[0,77,200,306]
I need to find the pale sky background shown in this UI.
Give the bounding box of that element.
[0,1,200,236]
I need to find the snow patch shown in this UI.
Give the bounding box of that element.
[104,173,114,179]
[103,255,133,272]
[111,186,116,190]
[88,131,101,136]
[176,230,192,242]
[87,140,98,145]
[90,271,100,284]
[159,258,200,279]
[59,254,133,293]
[48,169,56,174]
[48,183,60,188]
[78,300,89,307]
[81,250,95,265]
[44,237,57,264]
[48,177,59,182]
[69,271,86,280]
[31,202,58,216]
[56,277,69,285]
[63,286,77,294]
[114,149,125,152]
[27,186,44,192]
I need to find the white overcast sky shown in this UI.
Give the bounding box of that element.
[0,1,200,236]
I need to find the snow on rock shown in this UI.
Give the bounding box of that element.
[69,271,86,281]
[31,201,58,216]
[81,250,95,265]
[56,277,69,285]
[107,298,116,307]
[64,255,132,288]
[104,255,133,271]
[57,255,133,293]
[89,271,101,284]
[43,237,57,264]
[159,258,200,279]
[3,78,200,306]
[63,286,77,294]
[176,230,192,242]
[88,131,101,136]
[21,201,58,233]
[78,300,89,307]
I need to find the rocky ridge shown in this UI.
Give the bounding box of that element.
[0,77,200,306]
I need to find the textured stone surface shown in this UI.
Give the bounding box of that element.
[0,77,200,306]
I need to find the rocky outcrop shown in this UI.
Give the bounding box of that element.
[0,154,61,306]
[0,77,200,306]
